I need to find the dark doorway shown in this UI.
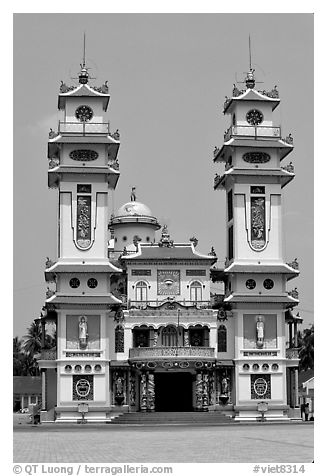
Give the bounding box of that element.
[154,372,193,411]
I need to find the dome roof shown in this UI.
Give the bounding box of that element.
[116,201,153,217]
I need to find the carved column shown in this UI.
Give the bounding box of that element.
[129,374,136,407]
[140,372,148,412]
[184,329,189,346]
[195,371,203,411]
[153,330,159,347]
[209,371,215,406]
[293,368,299,408]
[202,372,209,411]
[41,369,47,411]
[147,372,155,411]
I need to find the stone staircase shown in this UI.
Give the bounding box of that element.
[110,411,236,425]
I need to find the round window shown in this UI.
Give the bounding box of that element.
[272,363,279,371]
[123,236,127,241]
[263,279,274,290]
[74,365,82,373]
[70,278,80,288]
[64,365,72,372]
[84,365,92,373]
[87,278,98,289]
[75,105,93,122]
[243,363,250,371]
[246,109,263,125]
[94,364,102,372]
[262,363,269,371]
[252,363,259,371]
[246,279,256,290]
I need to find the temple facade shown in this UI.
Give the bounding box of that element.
[37,58,301,422]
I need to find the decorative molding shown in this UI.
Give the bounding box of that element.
[243,152,271,164]
[69,150,99,162]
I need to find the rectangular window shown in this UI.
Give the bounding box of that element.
[77,184,91,193]
[228,226,234,260]
[131,269,151,276]
[250,186,265,194]
[30,396,37,404]
[227,190,233,221]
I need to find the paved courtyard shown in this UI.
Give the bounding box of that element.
[13,423,313,463]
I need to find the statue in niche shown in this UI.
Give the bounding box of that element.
[256,315,265,349]
[114,374,125,405]
[79,316,88,349]
[221,376,229,395]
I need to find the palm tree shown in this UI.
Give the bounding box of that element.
[13,337,24,375]
[23,321,42,356]
[298,325,314,371]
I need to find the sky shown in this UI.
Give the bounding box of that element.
[13,13,314,338]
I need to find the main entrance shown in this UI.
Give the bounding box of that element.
[154,372,193,411]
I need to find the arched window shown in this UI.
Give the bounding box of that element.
[161,325,177,347]
[115,325,124,353]
[135,281,148,302]
[218,325,227,352]
[190,281,202,302]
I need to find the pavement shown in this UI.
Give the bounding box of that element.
[13,422,314,463]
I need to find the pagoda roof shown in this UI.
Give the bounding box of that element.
[121,243,217,264]
[45,260,122,282]
[45,294,122,305]
[224,262,299,280]
[214,167,295,190]
[58,83,110,111]
[214,138,293,162]
[223,88,280,114]
[224,293,299,306]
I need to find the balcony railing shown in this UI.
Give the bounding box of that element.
[286,348,300,360]
[224,125,281,142]
[58,121,111,136]
[40,348,57,360]
[128,300,212,310]
[129,346,215,359]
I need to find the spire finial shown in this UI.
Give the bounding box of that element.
[245,35,255,89]
[249,35,252,71]
[78,32,89,84]
[131,187,136,201]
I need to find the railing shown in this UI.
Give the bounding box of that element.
[286,348,300,359]
[40,348,57,360]
[224,125,281,142]
[58,121,111,136]
[129,346,215,359]
[128,300,212,310]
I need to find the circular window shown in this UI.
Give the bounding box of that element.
[252,363,259,371]
[246,109,263,125]
[70,277,80,288]
[87,278,98,289]
[246,279,256,290]
[272,363,279,371]
[243,363,250,371]
[94,364,102,372]
[74,365,82,373]
[262,363,269,371]
[146,236,150,242]
[64,365,72,372]
[264,279,274,290]
[75,105,93,122]
[123,236,127,241]
[84,364,92,373]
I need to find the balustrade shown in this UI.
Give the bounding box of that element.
[129,346,215,359]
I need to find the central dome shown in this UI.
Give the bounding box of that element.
[116,201,153,217]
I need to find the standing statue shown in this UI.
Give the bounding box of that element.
[79,316,88,348]
[130,187,136,201]
[221,376,229,395]
[256,315,265,348]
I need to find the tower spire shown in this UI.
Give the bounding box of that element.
[249,35,252,71]
[245,35,255,89]
[79,32,89,84]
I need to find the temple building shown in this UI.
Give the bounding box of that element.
[37,57,301,422]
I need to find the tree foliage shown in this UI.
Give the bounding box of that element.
[297,324,314,371]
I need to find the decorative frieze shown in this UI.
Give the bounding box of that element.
[243,152,270,164]
[250,197,266,250]
[69,150,99,161]
[76,195,91,249]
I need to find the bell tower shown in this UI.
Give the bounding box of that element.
[39,48,123,421]
[214,66,300,420]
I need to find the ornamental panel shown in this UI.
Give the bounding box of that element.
[186,269,206,276]
[76,195,91,248]
[69,150,99,161]
[250,197,266,250]
[250,374,271,400]
[243,152,271,164]
[72,375,94,401]
[157,270,180,295]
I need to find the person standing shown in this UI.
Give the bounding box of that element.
[304,403,310,421]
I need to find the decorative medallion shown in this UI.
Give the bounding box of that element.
[87,278,98,289]
[94,364,102,372]
[251,375,271,399]
[272,364,279,371]
[75,105,93,122]
[243,152,270,164]
[84,365,92,373]
[157,270,180,295]
[262,363,269,371]
[251,186,265,194]
[263,278,274,290]
[243,363,250,371]
[246,109,263,125]
[69,150,99,161]
[64,365,72,372]
[76,195,91,249]
[74,365,82,373]
[69,278,80,288]
[147,361,157,369]
[252,363,259,371]
[73,375,94,400]
[246,279,256,290]
[250,197,266,250]
[195,361,204,368]
[179,361,190,369]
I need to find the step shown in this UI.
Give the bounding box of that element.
[110,411,234,425]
